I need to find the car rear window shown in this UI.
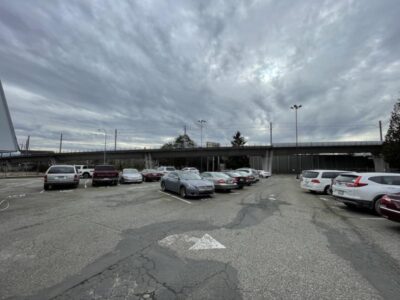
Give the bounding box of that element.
[302,171,319,178]
[166,167,175,171]
[95,165,116,171]
[321,172,342,179]
[335,174,358,183]
[48,166,75,174]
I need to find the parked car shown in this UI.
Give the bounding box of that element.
[201,172,237,192]
[120,168,143,184]
[379,193,400,222]
[236,168,258,184]
[44,165,80,190]
[332,172,400,213]
[223,171,247,189]
[181,167,200,174]
[141,169,163,182]
[301,170,348,194]
[161,171,214,198]
[258,170,271,178]
[74,165,94,178]
[92,165,119,186]
[157,166,176,175]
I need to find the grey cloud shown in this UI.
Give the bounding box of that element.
[0,0,399,151]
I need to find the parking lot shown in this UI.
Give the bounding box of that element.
[1,175,400,299]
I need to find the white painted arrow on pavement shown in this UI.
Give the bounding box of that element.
[158,233,226,250]
[189,234,226,250]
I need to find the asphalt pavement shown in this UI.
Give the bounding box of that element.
[0,175,399,299]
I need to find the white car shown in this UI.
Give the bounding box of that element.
[332,172,400,213]
[74,165,94,178]
[258,170,271,178]
[236,168,260,182]
[182,167,200,174]
[120,168,143,184]
[44,165,80,190]
[301,170,348,194]
[157,166,176,175]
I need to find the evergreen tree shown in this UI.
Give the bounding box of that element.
[382,99,400,169]
[226,131,249,169]
[231,131,247,147]
[161,134,196,149]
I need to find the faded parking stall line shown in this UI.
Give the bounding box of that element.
[158,191,192,204]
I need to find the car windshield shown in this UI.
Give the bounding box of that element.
[212,172,230,178]
[180,172,202,180]
[166,167,175,171]
[48,166,75,174]
[124,169,138,174]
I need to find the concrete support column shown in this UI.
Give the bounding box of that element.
[373,155,388,172]
[261,150,273,172]
[144,153,153,169]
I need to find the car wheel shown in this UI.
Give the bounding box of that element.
[180,186,187,198]
[92,181,97,187]
[161,181,166,191]
[74,183,79,189]
[44,184,49,191]
[120,178,124,184]
[83,173,89,179]
[373,197,382,215]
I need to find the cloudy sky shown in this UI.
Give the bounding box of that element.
[0,0,399,151]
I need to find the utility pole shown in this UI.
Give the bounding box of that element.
[379,120,383,142]
[114,129,117,151]
[270,122,273,145]
[197,120,206,171]
[98,129,107,164]
[59,133,63,153]
[184,124,187,135]
[290,104,302,179]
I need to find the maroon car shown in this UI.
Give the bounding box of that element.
[141,169,163,182]
[92,165,119,186]
[223,171,247,189]
[380,193,400,222]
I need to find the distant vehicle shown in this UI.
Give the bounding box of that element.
[236,168,258,184]
[44,165,79,190]
[74,165,94,178]
[223,171,248,189]
[332,172,400,213]
[92,165,119,186]
[258,170,271,178]
[301,170,348,194]
[157,166,176,175]
[120,168,143,184]
[379,193,400,222]
[201,172,237,192]
[161,171,214,198]
[141,169,163,182]
[181,167,200,174]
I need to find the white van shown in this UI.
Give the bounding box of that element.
[300,170,348,194]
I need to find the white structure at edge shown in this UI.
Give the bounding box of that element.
[0,80,19,152]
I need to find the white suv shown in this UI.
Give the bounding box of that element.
[301,170,348,194]
[332,172,400,213]
[157,166,176,175]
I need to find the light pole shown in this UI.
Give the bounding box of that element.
[98,129,107,164]
[197,120,206,147]
[197,120,206,171]
[290,104,302,179]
